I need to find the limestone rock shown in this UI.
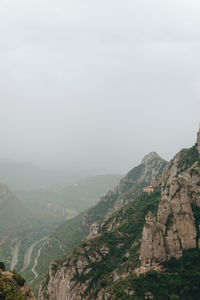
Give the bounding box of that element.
[140,212,166,266]
[113,152,167,212]
[140,143,200,268]
[87,221,102,239]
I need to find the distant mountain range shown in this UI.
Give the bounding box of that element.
[0,161,101,190]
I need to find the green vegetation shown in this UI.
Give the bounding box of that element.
[44,184,200,300]
[0,175,121,295]
[178,145,200,173]
[57,191,161,298]
[12,271,26,287]
[37,156,166,296]
[110,248,200,300]
[192,204,200,245]
[0,269,26,300]
[0,262,6,271]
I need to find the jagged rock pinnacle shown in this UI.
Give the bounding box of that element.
[197,128,200,152]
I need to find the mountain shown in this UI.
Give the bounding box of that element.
[0,184,31,268]
[0,174,121,296]
[38,130,200,300]
[36,152,167,297]
[0,184,28,238]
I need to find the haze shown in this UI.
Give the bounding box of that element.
[0,0,200,175]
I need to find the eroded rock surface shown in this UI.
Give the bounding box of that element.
[140,135,200,267]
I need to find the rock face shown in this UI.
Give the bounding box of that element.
[38,243,109,300]
[38,190,161,300]
[112,152,167,212]
[81,152,166,233]
[140,212,165,267]
[140,139,200,267]
[197,128,200,152]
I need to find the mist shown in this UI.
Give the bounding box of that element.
[1,0,200,175]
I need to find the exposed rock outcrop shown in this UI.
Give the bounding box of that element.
[112,152,167,212]
[38,189,162,300]
[140,137,200,268]
[38,130,200,299]
[140,211,165,267]
[81,152,167,236]
[197,128,200,152]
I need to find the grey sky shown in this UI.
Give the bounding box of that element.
[0,0,200,174]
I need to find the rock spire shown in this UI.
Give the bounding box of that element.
[197,127,200,152]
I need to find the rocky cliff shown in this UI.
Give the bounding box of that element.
[0,268,36,300]
[140,139,200,268]
[111,152,166,212]
[197,129,200,152]
[38,190,162,299]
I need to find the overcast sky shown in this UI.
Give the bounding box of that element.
[0,0,200,174]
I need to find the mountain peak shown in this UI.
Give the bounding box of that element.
[141,152,162,164]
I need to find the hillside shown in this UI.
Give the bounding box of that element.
[36,152,166,296]
[0,184,31,268]
[15,174,122,220]
[38,130,200,300]
[0,183,61,272]
[0,175,121,296]
[0,184,28,238]
[0,263,35,300]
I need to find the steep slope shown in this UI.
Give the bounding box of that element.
[0,184,30,267]
[38,191,161,300]
[0,184,28,237]
[0,183,58,273]
[39,130,200,300]
[140,146,200,268]
[38,152,166,298]
[0,264,36,300]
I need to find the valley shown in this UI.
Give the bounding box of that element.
[0,173,121,298]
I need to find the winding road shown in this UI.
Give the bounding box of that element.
[29,243,45,284]
[20,237,48,273]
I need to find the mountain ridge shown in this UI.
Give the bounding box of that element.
[37,152,167,299]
